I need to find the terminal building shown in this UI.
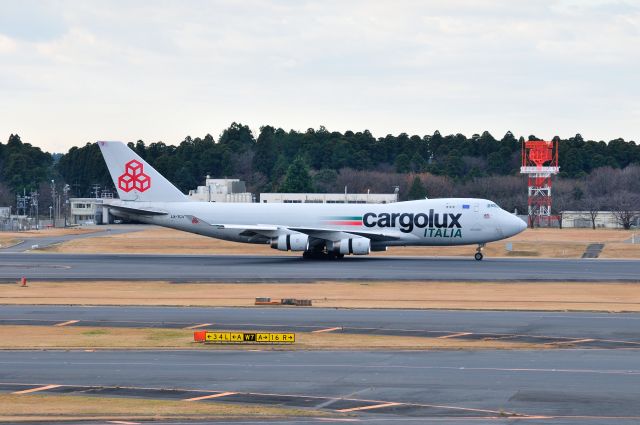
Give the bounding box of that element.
[188,177,253,203]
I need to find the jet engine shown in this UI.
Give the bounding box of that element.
[337,237,370,255]
[271,234,309,252]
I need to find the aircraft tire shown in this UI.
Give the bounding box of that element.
[474,252,483,261]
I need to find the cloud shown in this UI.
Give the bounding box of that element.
[0,0,638,152]
[0,34,17,53]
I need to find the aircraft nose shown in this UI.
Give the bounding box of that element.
[506,214,527,236]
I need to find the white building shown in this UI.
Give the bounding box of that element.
[561,211,640,229]
[69,194,117,225]
[189,177,253,203]
[260,192,398,204]
[69,198,103,225]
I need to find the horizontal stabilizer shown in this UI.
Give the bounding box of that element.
[106,203,168,216]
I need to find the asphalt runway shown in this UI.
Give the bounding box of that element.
[1,253,639,281]
[2,306,640,349]
[1,349,639,422]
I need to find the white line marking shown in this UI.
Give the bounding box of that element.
[53,320,79,327]
[184,323,213,330]
[312,327,342,333]
[438,332,472,339]
[108,421,141,425]
[337,402,402,412]
[550,338,595,345]
[12,384,61,394]
[183,391,237,401]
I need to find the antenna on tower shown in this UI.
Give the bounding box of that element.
[520,139,560,228]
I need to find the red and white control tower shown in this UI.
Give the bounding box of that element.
[520,139,560,227]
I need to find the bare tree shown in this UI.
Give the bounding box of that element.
[611,192,640,230]
[580,194,605,229]
[335,169,407,198]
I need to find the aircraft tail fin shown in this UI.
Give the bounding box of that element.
[97,141,188,202]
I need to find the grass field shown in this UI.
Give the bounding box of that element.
[2,280,638,312]
[0,325,546,350]
[37,226,640,258]
[0,393,324,422]
[0,238,20,248]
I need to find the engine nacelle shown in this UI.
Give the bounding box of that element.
[271,234,309,252]
[337,237,370,255]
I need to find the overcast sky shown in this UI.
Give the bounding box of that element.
[1,0,638,152]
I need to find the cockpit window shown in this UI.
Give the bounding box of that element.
[487,203,499,208]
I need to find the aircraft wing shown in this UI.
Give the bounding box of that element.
[207,223,282,238]
[190,216,401,242]
[290,227,402,242]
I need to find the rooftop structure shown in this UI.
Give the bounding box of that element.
[189,177,253,203]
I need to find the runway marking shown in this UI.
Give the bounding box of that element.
[183,323,213,330]
[12,384,61,394]
[337,402,402,412]
[53,320,79,327]
[549,338,595,345]
[183,391,237,401]
[438,332,472,339]
[0,382,528,418]
[312,327,342,333]
[108,421,141,425]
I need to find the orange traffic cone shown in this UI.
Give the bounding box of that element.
[19,276,27,287]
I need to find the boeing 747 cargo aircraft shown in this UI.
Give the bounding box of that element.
[98,141,527,260]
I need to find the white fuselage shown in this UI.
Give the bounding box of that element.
[107,197,526,249]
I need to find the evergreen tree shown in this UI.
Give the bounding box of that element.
[407,176,427,200]
[253,126,277,177]
[279,157,314,193]
[394,153,411,173]
[410,152,427,172]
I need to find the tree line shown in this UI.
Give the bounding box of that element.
[1,125,639,226]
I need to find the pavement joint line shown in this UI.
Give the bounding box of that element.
[12,384,61,394]
[437,332,472,339]
[336,402,403,412]
[183,323,213,330]
[53,320,79,327]
[312,327,343,333]
[107,421,141,425]
[314,389,372,409]
[183,391,237,401]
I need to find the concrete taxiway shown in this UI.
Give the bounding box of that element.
[0,226,141,253]
[2,306,639,348]
[1,253,639,281]
[1,349,639,421]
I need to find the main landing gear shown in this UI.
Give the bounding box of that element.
[474,243,485,261]
[302,250,344,260]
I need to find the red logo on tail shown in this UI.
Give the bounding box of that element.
[118,160,151,192]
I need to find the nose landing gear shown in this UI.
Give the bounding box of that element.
[475,244,485,261]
